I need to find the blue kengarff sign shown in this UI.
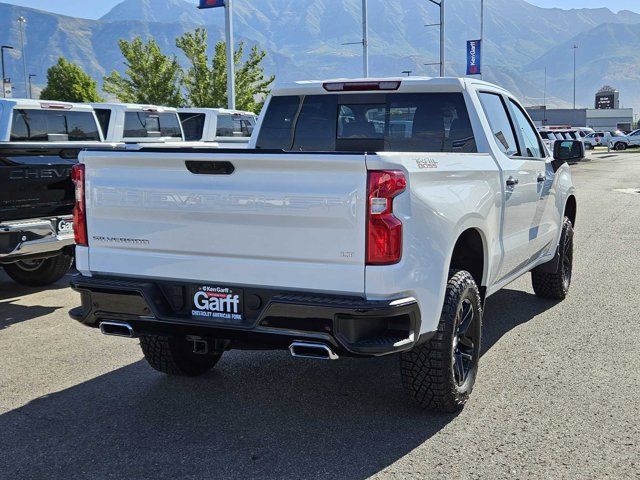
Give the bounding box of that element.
[466,40,482,75]
[198,0,225,9]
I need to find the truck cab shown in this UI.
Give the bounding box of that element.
[178,108,256,147]
[91,103,185,143]
[0,98,103,144]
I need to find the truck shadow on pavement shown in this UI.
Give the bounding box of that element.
[0,300,62,331]
[0,288,557,480]
[0,272,71,302]
[0,272,71,330]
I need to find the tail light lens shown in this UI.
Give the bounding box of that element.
[71,164,87,246]
[366,170,406,265]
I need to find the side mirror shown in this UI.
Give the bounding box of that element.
[553,139,585,163]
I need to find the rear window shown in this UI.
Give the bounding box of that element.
[216,114,255,138]
[94,108,112,138]
[179,112,206,141]
[256,93,476,153]
[10,109,101,142]
[123,112,183,139]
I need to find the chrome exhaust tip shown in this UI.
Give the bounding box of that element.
[99,321,136,338]
[289,342,339,361]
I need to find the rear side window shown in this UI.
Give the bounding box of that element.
[94,108,112,138]
[478,93,519,156]
[216,114,255,138]
[256,96,302,149]
[179,112,206,141]
[256,92,476,153]
[508,100,544,158]
[10,109,101,142]
[124,112,183,139]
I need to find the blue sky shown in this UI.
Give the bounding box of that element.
[3,0,639,19]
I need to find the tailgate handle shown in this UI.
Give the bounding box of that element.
[185,161,235,175]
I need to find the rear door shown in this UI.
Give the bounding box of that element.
[506,98,558,260]
[478,92,541,281]
[84,150,368,295]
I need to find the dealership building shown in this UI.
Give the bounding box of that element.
[527,86,635,132]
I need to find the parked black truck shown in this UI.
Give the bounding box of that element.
[0,99,106,286]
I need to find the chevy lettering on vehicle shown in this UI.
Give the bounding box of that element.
[9,167,72,181]
[95,188,357,214]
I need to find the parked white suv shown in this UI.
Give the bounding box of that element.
[69,77,580,412]
[583,131,630,150]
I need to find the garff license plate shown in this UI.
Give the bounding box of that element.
[191,285,243,321]
[56,218,74,236]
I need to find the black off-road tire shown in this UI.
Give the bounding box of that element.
[3,253,73,287]
[531,217,574,300]
[140,334,222,377]
[400,270,483,413]
[614,142,627,151]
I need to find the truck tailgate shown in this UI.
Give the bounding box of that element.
[82,150,368,294]
[0,146,77,222]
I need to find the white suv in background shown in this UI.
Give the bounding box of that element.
[583,131,630,150]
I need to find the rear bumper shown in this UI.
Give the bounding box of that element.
[0,216,74,262]
[69,274,424,357]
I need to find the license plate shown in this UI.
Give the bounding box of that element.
[191,285,244,321]
[56,219,74,236]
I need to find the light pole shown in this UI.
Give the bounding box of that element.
[1,45,14,99]
[18,16,28,99]
[224,0,235,110]
[197,0,235,110]
[425,0,445,77]
[572,44,578,109]
[28,73,36,99]
[342,0,370,77]
[543,67,547,126]
[362,0,369,77]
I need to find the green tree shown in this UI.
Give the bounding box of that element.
[103,37,184,106]
[176,28,274,112]
[40,57,103,103]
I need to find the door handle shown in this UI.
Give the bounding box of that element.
[537,174,546,183]
[506,176,519,187]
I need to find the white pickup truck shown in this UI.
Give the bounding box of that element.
[178,108,256,147]
[91,103,185,143]
[69,78,581,412]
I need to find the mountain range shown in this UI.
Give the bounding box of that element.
[1,0,639,114]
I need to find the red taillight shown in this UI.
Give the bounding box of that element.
[366,170,406,265]
[71,164,87,246]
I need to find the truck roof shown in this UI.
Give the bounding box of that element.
[0,98,95,112]
[178,107,256,116]
[271,76,509,97]
[90,103,178,113]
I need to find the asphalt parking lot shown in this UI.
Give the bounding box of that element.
[1,151,639,480]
